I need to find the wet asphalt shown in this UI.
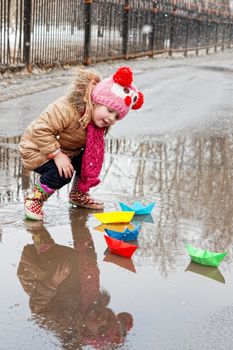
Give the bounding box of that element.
[1,49,233,349]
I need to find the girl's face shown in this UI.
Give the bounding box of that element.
[92,104,119,128]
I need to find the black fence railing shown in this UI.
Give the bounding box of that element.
[1,0,233,70]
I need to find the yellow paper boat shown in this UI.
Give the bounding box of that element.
[93,211,135,224]
[94,223,134,232]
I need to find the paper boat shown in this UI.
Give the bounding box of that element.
[103,251,136,273]
[119,201,155,215]
[105,224,141,242]
[186,244,227,267]
[93,211,134,224]
[185,262,225,284]
[104,235,138,258]
[94,223,134,233]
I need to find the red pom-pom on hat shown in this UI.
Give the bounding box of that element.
[132,91,144,110]
[117,312,133,332]
[113,66,133,87]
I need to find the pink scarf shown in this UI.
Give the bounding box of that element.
[78,122,105,193]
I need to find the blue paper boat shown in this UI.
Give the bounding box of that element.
[105,224,141,242]
[119,201,155,215]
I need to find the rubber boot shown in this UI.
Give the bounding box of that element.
[69,174,104,210]
[24,181,55,221]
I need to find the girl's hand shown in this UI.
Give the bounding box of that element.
[51,262,71,288]
[48,262,72,289]
[54,151,74,178]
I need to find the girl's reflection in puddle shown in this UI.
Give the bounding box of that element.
[17,208,133,348]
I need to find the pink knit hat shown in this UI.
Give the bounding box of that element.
[91,66,144,119]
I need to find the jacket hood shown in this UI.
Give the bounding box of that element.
[68,68,101,115]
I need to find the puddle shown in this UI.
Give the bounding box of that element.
[1,131,233,349]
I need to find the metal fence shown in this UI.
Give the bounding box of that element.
[1,0,233,70]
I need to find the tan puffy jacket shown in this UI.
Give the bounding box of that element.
[19,69,101,171]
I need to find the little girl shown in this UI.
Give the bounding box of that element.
[19,66,144,220]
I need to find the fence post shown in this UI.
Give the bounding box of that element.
[228,15,233,48]
[122,0,130,59]
[205,12,209,55]
[196,16,201,56]
[228,18,233,49]
[214,13,218,52]
[222,21,226,51]
[169,5,176,57]
[149,0,158,56]
[184,13,190,57]
[23,0,32,70]
[83,0,92,66]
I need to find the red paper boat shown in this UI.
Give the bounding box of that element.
[104,235,138,258]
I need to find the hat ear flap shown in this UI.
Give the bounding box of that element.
[113,66,133,87]
[132,91,144,110]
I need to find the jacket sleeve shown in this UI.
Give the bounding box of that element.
[30,100,74,155]
[29,281,57,313]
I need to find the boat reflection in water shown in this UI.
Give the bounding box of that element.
[185,262,225,284]
[104,250,137,273]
